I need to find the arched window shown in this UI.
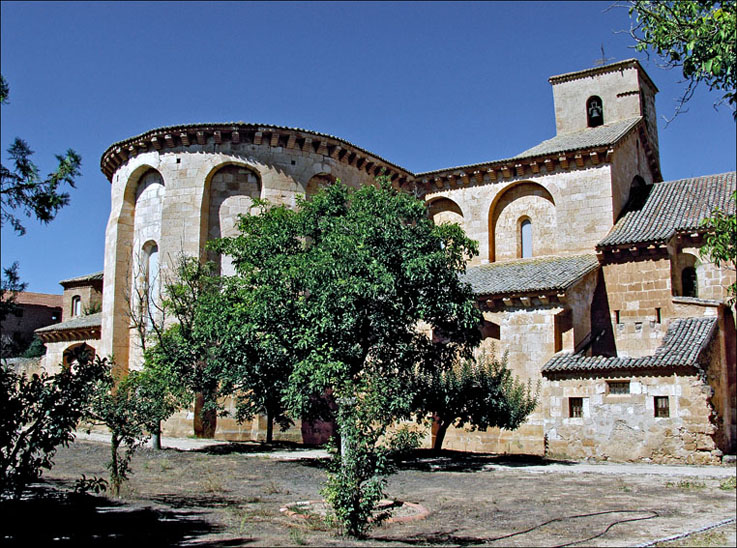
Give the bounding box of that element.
[520,219,532,258]
[71,295,81,317]
[143,241,159,329]
[587,96,604,128]
[682,267,698,298]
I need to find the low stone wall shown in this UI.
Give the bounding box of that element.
[543,371,721,464]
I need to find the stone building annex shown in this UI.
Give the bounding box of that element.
[39,59,736,464]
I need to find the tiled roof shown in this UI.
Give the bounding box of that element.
[542,317,717,374]
[59,271,104,285]
[7,292,63,308]
[598,172,736,248]
[513,118,642,159]
[462,254,599,297]
[35,312,102,333]
[415,119,641,178]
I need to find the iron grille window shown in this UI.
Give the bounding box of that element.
[569,397,584,418]
[607,381,630,395]
[654,396,670,418]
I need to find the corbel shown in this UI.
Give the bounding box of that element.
[213,131,222,144]
[590,151,599,165]
[180,133,190,146]
[485,298,495,309]
[286,133,297,149]
[164,134,175,147]
[606,148,614,162]
[231,131,240,144]
[574,153,584,167]
[556,293,567,304]
[363,161,374,174]
[301,137,312,152]
[151,136,162,150]
[539,295,550,305]
[196,131,206,145]
[316,140,329,155]
[127,145,137,157]
[487,168,497,181]
[502,297,514,307]
[329,145,342,159]
[558,155,568,169]
[434,177,444,189]
[520,296,532,307]
[474,170,484,184]
[448,175,456,188]
[515,163,525,177]
[544,158,555,172]
[270,133,281,147]
[501,165,511,178]
[530,161,540,174]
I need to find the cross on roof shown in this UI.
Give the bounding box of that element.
[594,45,615,67]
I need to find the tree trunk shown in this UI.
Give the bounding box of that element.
[433,420,449,452]
[194,392,217,438]
[151,421,162,450]
[110,434,121,497]
[266,410,274,444]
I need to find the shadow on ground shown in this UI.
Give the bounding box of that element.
[292,448,577,472]
[1,483,251,547]
[192,440,322,456]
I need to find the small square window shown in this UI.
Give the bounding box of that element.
[607,381,630,395]
[569,397,583,418]
[654,396,670,418]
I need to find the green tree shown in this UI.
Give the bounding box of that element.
[412,351,538,452]
[217,178,482,536]
[209,200,307,443]
[628,1,737,119]
[0,75,82,235]
[700,190,737,303]
[0,262,27,324]
[0,346,103,499]
[84,365,152,497]
[147,255,224,438]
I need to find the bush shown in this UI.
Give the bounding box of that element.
[0,347,103,499]
[21,337,46,358]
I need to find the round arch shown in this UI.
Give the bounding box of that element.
[201,162,262,275]
[426,196,464,226]
[303,172,338,200]
[488,181,556,262]
[62,343,96,369]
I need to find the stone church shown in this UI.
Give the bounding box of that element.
[42,58,734,463]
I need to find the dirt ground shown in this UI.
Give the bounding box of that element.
[2,438,735,547]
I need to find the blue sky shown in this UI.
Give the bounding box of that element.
[2,1,735,295]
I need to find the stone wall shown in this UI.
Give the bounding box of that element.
[551,63,649,136]
[424,163,617,266]
[62,285,102,321]
[543,367,722,464]
[102,138,383,372]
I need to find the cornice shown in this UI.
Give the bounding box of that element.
[100,122,414,185]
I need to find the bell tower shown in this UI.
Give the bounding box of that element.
[548,59,659,157]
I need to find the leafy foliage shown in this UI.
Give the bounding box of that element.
[0,75,81,235]
[412,351,538,451]
[0,262,27,323]
[143,255,225,437]
[21,338,46,359]
[321,399,394,538]
[84,364,154,496]
[0,346,103,499]
[628,1,737,119]
[700,190,737,302]
[214,177,482,536]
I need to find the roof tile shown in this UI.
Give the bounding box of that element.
[598,172,735,248]
[462,254,599,297]
[542,317,717,374]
